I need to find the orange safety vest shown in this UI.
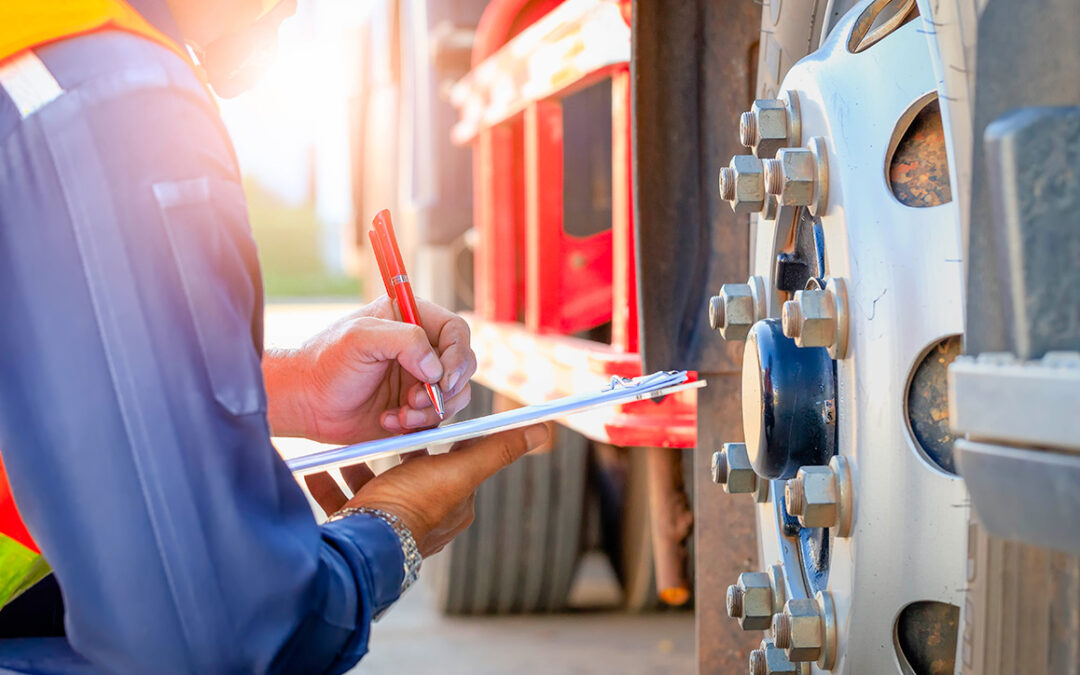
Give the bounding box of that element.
[0,0,194,609]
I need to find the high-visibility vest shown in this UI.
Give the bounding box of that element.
[0,0,193,610]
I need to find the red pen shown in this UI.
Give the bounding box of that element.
[369,209,446,419]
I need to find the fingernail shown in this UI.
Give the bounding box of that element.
[524,425,549,449]
[412,387,431,408]
[446,368,462,393]
[403,408,427,428]
[382,413,402,430]
[419,352,443,382]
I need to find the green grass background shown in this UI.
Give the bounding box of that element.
[245,179,360,299]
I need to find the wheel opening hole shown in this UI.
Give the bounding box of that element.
[893,600,960,675]
[887,94,953,207]
[848,0,920,53]
[905,335,962,475]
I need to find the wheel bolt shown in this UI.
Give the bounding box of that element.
[720,155,767,214]
[781,277,849,359]
[783,457,854,537]
[711,449,729,485]
[760,137,828,215]
[707,276,766,341]
[739,111,758,148]
[738,92,801,158]
[719,166,736,201]
[726,584,744,618]
[784,477,806,516]
[749,648,768,675]
[772,612,792,649]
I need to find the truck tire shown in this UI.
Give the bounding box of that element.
[429,384,588,614]
[962,522,1080,674]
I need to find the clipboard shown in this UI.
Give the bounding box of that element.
[287,370,704,475]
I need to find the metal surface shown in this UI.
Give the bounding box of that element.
[713,442,759,496]
[740,92,802,159]
[782,277,849,359]
[957,437,1080,556]
[978,106,1080,359]
[784,457,853,537]
[693,377,761,674]
[750,638,811,675]
[711,277,768,341]
[747,5,969,671]
[846,0,916,54]
[763,137,829,216]
[632,3,762,669]
[449,0,630,144]
[963,0,1080,357]
[727,571,779,631]
[632,0,757,375]
[949,352,1080,452]
[742,319,836,480]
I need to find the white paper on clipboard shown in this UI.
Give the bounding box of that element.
[287,370,704,475]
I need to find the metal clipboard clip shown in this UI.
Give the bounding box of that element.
[603,371,681,392]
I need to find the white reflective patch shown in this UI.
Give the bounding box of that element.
[0,52,63,119]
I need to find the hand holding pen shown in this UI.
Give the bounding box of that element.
[369,209,447,419]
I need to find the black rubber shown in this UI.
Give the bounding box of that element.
[963,522,1080,674]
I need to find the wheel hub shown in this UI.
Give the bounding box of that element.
[708,1,970,671]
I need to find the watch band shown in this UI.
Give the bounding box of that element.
[327,506,421,600]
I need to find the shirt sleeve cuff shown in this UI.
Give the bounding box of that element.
[320,513,405,618]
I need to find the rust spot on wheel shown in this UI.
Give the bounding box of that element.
[888,97,952,207]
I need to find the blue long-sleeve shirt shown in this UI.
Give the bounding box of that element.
[0,24,403,675]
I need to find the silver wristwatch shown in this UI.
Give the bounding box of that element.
[328,506,421,600]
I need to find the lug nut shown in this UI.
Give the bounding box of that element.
[781,277,849,359]
[725,571,779,630]
[738,92,801,158]
[783,456,854,536]
[761,137,828,215]
[772,593,838,669]
[707,276,766,341]
[719,155,767,214]
[750,638,805,675]
[713,443,770,503]
[772,598,823,663]
[713,443,757,494]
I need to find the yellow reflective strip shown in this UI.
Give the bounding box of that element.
[0,533,48,608]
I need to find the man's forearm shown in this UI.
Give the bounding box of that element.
[262,347,317,438]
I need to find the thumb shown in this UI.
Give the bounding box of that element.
[443,424,550,488]
[354,317,444,384]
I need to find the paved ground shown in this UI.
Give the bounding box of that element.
[357,568,693,675]
[266,301,694,674]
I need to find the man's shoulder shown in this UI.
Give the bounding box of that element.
[34,30,205,108]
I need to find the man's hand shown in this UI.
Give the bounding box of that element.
[263,296,477,445]
[306,424,549,556]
